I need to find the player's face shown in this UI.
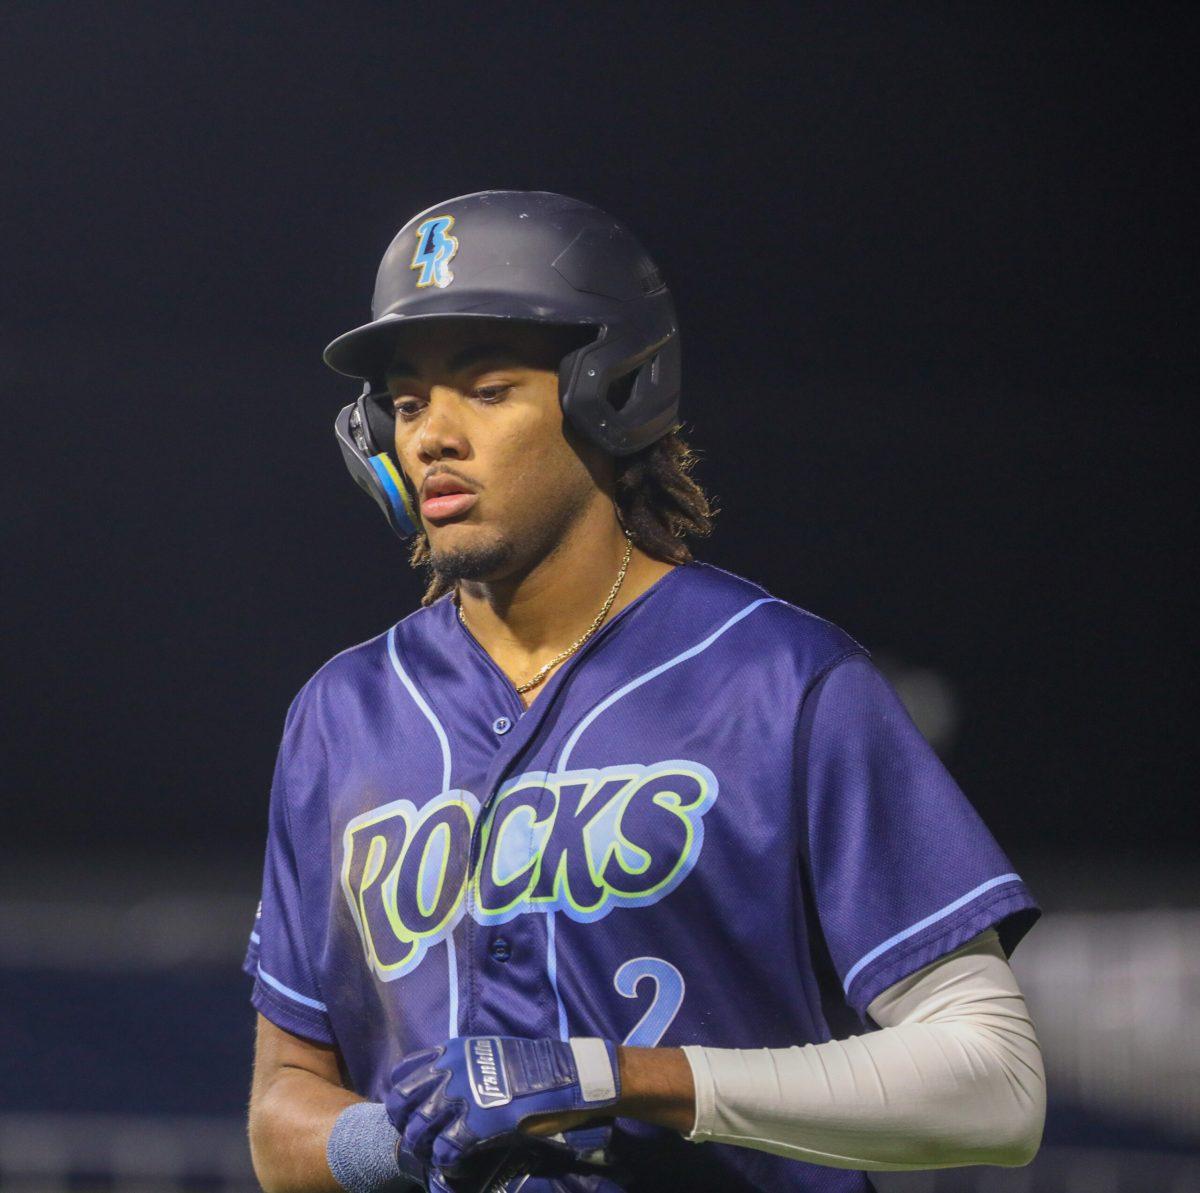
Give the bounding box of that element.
[386,319,610,582]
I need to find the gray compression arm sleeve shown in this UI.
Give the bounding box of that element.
[681,929,1046,1170]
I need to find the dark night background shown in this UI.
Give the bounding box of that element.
[1,3,1196,1190]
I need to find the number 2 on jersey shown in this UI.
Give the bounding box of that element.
[614,956,685,1048]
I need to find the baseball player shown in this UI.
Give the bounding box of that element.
[244,191,1046,1193]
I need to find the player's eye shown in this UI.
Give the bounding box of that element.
[473,384,511,403]
[392,396,424,420]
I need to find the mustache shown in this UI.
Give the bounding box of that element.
[419,466,482,498]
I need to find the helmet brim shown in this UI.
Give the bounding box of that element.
[323,301,601,381]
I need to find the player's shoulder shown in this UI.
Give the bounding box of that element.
[287,593,455,715]
[680,561,867,677]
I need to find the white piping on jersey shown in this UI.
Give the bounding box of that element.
[444,932,460,1038]
[842,873,1022,995]
[546,910,569,1041]
[556,597,779,769]
[249,930,260,945]
[547,596,779,1039]
[257,964,328,1013]
[388,625,453,791]
[387,623,459,1037]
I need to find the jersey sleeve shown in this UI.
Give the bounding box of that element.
[797,653,1041,1020]
[242,687,336,1044]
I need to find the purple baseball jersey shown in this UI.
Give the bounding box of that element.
[244,561,1040,1191]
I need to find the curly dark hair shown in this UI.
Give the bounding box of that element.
[409,426,717,606]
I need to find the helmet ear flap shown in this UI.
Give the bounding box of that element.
[560,322,681,456]
[621,333,681,436]
[333,387,420,538]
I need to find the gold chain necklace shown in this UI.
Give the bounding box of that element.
[457,532,634,694]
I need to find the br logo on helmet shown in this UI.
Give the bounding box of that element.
[410,215,459,289]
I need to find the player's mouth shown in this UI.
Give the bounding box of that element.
[420,471,480,523]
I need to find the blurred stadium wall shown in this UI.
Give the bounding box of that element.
[1,855,1196,1192]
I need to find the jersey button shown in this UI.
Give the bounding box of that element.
[489,937,512,962]
[492,716,513,736]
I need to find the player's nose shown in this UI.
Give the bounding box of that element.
[416,386,471,462]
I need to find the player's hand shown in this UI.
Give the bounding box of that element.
[384,1036,620,1178]
[427,1131,623,1193]
[429,1170,626,1193]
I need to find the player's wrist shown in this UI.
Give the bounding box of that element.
[614,1045,697,1135]
[326,1101,422,1192]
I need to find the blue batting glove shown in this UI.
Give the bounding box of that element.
[385,1036,620,1177]
[427,1124,620,1192]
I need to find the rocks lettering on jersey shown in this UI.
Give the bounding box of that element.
[340,763,718,980]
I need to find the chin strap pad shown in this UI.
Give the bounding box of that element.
[334,392,420,539]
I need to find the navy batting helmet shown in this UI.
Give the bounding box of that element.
[324,190,681,539]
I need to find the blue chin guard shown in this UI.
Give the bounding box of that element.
[334,387,420,539]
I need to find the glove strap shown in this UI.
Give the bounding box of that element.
[568,1037,620,1104]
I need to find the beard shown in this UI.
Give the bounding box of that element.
[427,534,517,584]
[427,481,593,588]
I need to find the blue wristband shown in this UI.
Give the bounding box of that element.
[326,1101,421,1192]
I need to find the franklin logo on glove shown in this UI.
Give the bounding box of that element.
[468,1037,512,1108]
[386,1034,621,1185]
